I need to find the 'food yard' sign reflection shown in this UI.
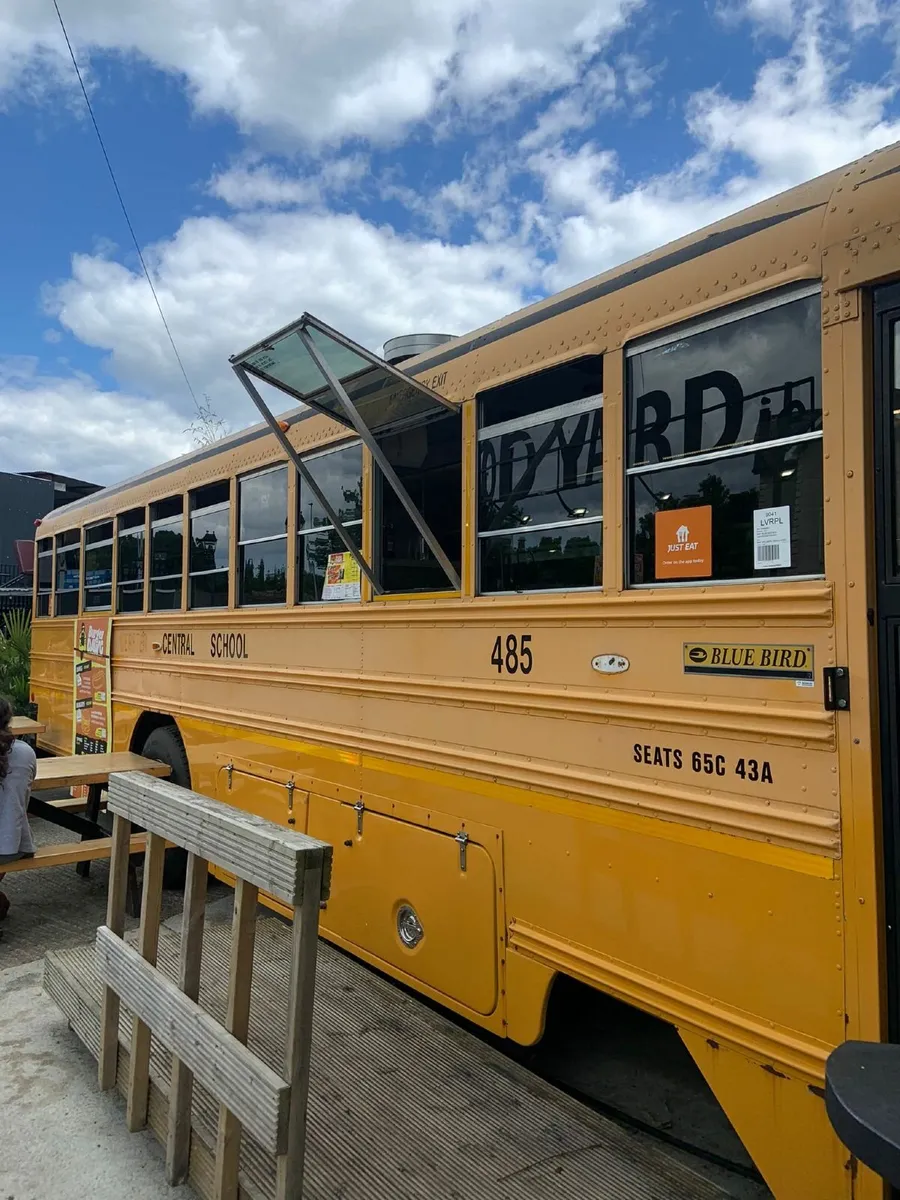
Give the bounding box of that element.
[479,409,602,529]
[629,372,817,466]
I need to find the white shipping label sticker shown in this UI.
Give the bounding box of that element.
[753,505,792,570]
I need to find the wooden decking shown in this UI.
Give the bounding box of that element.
[45,914,731,1200]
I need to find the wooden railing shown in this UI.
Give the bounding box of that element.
[96,770,332,1200]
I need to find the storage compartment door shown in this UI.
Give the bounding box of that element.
[310,796,499,1016]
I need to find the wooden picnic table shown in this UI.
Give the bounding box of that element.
[10,715,45,736]
[28,752,172,903]
[34,751,170,793]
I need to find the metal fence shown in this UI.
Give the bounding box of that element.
[0,564,32,621]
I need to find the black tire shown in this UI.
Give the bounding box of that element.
[140,724,191,888]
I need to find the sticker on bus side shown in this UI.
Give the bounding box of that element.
[683,642,814,681]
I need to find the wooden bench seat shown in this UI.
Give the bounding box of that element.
[2,834,147,872]
[44,794,108,815]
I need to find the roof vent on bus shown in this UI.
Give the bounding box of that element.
[383,333,454,366]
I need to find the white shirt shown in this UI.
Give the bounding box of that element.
[0,739,36,857]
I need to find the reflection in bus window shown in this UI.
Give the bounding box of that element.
[55,529,81,616]
[150,496,184,611]
[297,443,362,602]
[36,538,53,617]
[477,357,603,593]
[376,413,462,594]
[117,508,146,613]
[239,465,288,606]
[83,521,114,611]
[626,287,823,585]
[189,481,230,609]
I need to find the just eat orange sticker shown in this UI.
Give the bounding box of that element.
[655,505,712,579]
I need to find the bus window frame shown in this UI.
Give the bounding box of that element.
[82,519,115,613]
[238,461,289,608]
[188,481,231,611]
[149,495,185,612]
[475,379,604,599]
[54,528,82,617]
[116,507,147,614]
[35,536,54,617]
[623,281,825,590]
[296,440,364,605]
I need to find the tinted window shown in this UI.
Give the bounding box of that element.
[239,466,288,606]
[479,409,602,531]
[298,446,362,532]
[240,467,288,542]
[150,498,183,611]
[480,356,602,427]
[297,443,363,603]
[627,293,820,467]
[377,414,461,593]
[478,358,603,594]
[241,541,288,605]
[626,288,823,586]
[55,530,80,616]
[189,483,229,609]
[36,538,53,617]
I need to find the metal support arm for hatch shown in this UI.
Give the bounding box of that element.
[232,365,383,595]
[297,326,461,592]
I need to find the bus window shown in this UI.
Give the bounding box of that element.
[150,496,184,610]
[83,521,114,611]
[376,413,462,594]
[189,481,230,609]
[35,538,53,617]
[117,508,146,613]
[239,465,288,606]
[477,357,603,594]
[54,530,81,616]
[626,285,823,585]
[297,443,362,602]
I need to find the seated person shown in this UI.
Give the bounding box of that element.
[0,696,36,919]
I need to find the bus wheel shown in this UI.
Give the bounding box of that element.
[140,724,190,889]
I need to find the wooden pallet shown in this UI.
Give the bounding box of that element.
[90,772,330,1200]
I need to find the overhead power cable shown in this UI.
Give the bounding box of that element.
[52,0,203,417]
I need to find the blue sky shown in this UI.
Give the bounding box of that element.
[0,0,898,482]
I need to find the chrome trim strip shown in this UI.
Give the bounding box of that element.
[478,515,604,539]
[627,429,822,476]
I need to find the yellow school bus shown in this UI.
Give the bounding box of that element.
[30,140,900,1198]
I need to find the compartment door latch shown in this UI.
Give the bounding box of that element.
[824,667,850,711]
[455,830,469,872]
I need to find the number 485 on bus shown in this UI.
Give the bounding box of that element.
[491,634,533,675]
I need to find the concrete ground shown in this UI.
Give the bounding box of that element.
[0,813,213,1199]
[0,959,176,1200]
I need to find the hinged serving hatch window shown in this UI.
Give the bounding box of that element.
[230,313,462,594]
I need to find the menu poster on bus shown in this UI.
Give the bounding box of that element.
[73,615,111,757]
[322,551,361,601]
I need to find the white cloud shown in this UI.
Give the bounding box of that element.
[42,208,538,432]
[0,358,190,483]
[209,155,369,210]
[0,0,642,146]
[532,8,900,290]
[688,15,900,187]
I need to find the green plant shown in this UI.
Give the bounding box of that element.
[0,608,32,715]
